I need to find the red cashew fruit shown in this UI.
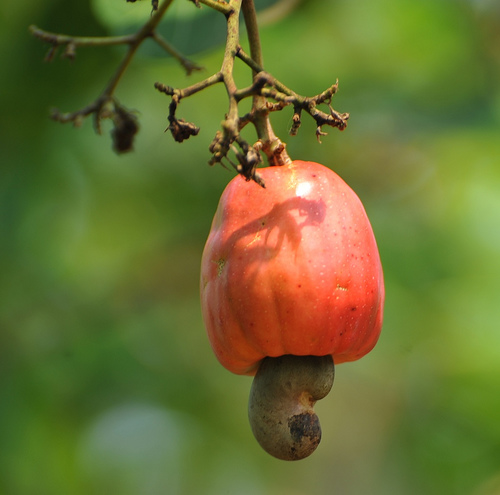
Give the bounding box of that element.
[200,160,384,375]
[200,160,384,460]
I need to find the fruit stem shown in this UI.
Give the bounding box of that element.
[241,0,291,166]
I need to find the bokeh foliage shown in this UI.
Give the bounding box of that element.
[1,0,500,493]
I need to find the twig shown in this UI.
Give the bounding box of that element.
[235,49,349,136]
[29,26,136,47]
[155,0,348,183]
[29,0,203,153]
[151,32,203,75]
[33,0,350,171]
[198,0,233,14]
[155,71,223,99]
[241,0,290,167]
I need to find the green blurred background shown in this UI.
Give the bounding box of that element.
[2,0,500,493]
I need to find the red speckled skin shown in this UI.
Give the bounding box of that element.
[200,161,384,375]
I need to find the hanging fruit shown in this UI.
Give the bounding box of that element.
[200,160,384,460]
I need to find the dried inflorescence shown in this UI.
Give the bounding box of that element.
[111,104,140,154]
[162,92,200,143]
[207,130,264,186]
[29,1,199,154]
[154,63,348,186]
[31,0,349,182]
[50,97,139,153]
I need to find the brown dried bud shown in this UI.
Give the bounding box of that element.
[111,106,139,154]
[62,42,76,61]
[44,45,58,62]
[167,118,200,143]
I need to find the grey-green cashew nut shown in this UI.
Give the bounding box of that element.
[248,354,335,461]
